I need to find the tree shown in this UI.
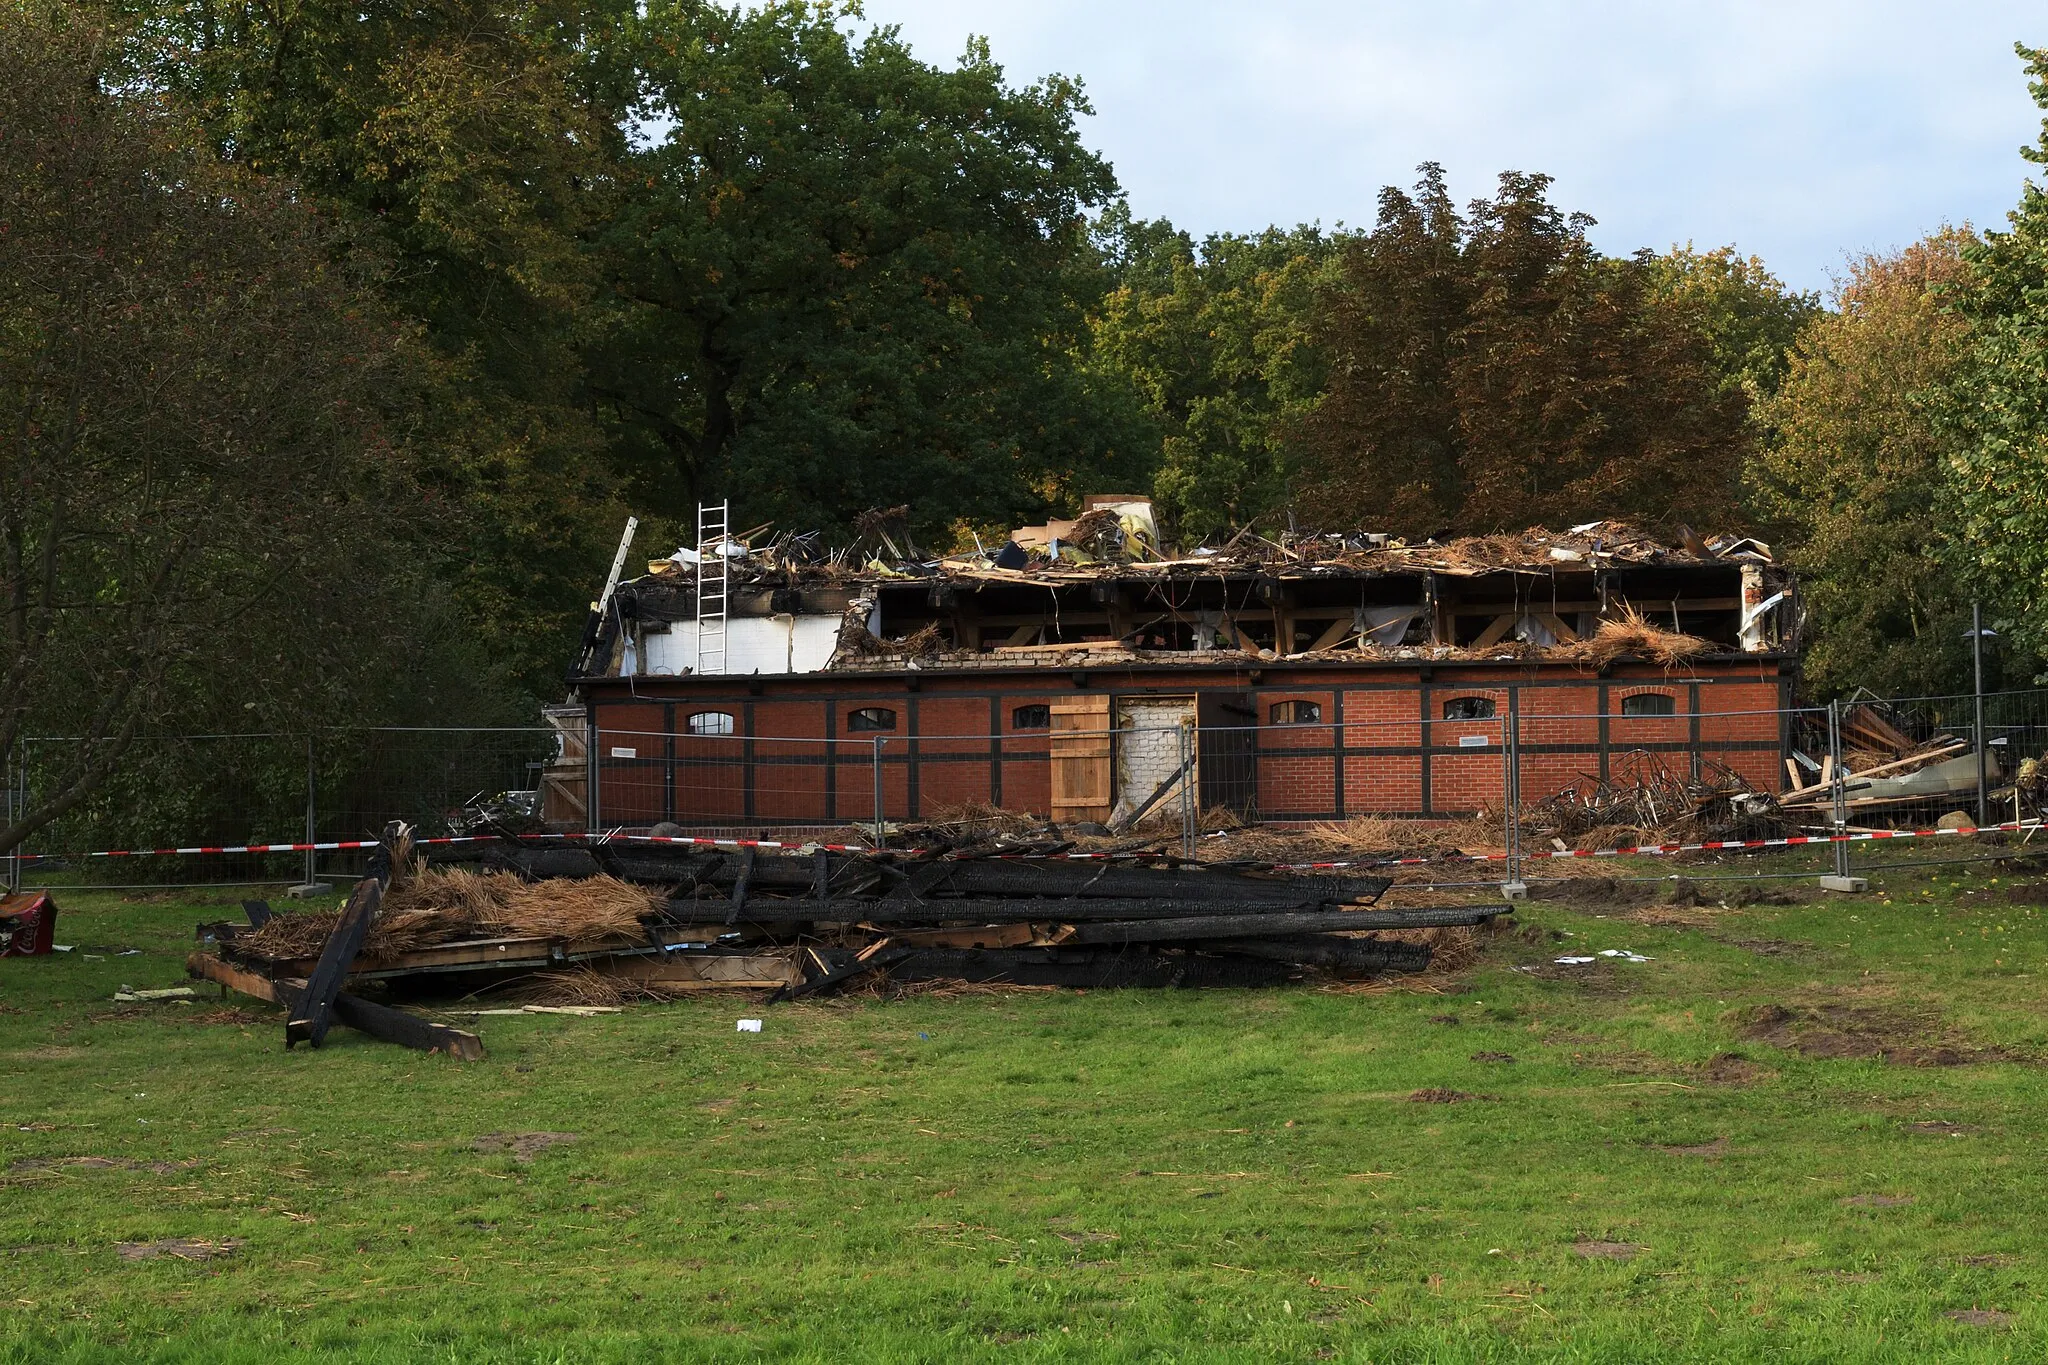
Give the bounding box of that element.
[1753,232,1980,697]
[1942,44,2048,673]
[0,7,482,855]
[1645,245,1819,408]
[1088,217,1339,541]
[591,2,1138,547]
[122,0,637,697]
[1296,167,1756,537]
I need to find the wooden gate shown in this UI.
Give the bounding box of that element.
[1049,695,1113,825]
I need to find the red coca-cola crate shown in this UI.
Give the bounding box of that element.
[0,891,57,956]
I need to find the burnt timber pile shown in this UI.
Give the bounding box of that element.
[190,828,1511,1059]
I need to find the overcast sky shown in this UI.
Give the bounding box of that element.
[857,0,2044,295]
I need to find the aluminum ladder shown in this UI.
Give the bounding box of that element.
[695,500,729,676]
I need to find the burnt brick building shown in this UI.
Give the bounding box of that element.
[555,511,1796,831]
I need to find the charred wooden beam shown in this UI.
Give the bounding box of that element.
[1200,936,1435,972]
[883,947,1298,990]
[1061,905,1507,945]
[189,952,483,1060]
[285,825,405,1049]
[435,842,1389,906]
[659,896,1442,926]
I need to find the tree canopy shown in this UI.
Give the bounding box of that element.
[0,6,514,854]
[12,0,2042,723]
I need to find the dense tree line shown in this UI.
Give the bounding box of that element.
[5,2,2048,851]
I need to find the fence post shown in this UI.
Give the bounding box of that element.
[1821,698,1864,890]
[1178,720,1196,861]
[871,735,886,845]
[1502,691,1525,897]
[303,734,318,889]
[585,707,601,836]
[5,735,18,893]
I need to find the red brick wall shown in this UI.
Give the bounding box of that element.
[584,657,1792,825]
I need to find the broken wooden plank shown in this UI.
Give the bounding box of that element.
[189,952,483,1060]
[286,821,405,1049]
[771,947,915,1003]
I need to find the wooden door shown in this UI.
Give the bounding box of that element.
[1049,695,1113,824]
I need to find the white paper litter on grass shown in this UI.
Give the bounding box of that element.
[736,1019,763,1033]
[1598,949,1653,962]
[1554,956,1596,965]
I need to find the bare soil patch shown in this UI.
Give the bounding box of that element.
[1697,1052,1775,1085]
[1946,1309,2013,1327]
[10,1156,200,1175]
[1407,1088,1482,1104]
[1653,1137,1729,1158]
[1959,1254,2015,1267]
[2001,883,2048,906]
[1905,1120,1979,1136]
[1736,1003,2024,1067]
[1469,1052,1515,1063]
[1716,937,1812,957]
[116,1237,239,1262]
[473,1132,579,1162]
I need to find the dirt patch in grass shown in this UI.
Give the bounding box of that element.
[1652,1137,1728,1158]
[116,1237,240,1262]
[1536,878,1658,910]
[1427,1014,1461,1026]
[1905,1120,1979,1136]
[1736,1003,2026,1067]
[1716,937,1813,957]
[1407,1088,1487,1104]
[1840,1194,1914,1209]
[1470,1052,1515,1063]
[1959,1254,2015,1267]
[1697,1052,1776,1085]
[2001,883,2048,905]
[185,1007,267,1027]
[10,1156,201,1175]
[1946,1309,2013,1327]
[1572,1240,1644,1260]
[473,1132,579,1162]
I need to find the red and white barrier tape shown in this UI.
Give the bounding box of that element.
[54,830,876,861]
[28,819,2042,871]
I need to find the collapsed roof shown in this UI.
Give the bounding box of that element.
[588,506,1793,680]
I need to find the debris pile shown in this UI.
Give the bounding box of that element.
[1779,699,1991,822]
[1522,753,1789,849]
[189,826,1512,1060]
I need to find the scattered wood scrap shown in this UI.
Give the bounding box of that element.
[191,831,1509,1033]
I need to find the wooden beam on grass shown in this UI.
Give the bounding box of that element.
[286,821,406,1050]
[189,952,483,1060]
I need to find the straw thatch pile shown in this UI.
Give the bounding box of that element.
[1558,606,1712,670]
[239,869,661,962]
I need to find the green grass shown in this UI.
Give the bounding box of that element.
[3,859,2047,1362]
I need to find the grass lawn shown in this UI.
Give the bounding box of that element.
[2,857,2046,1362]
